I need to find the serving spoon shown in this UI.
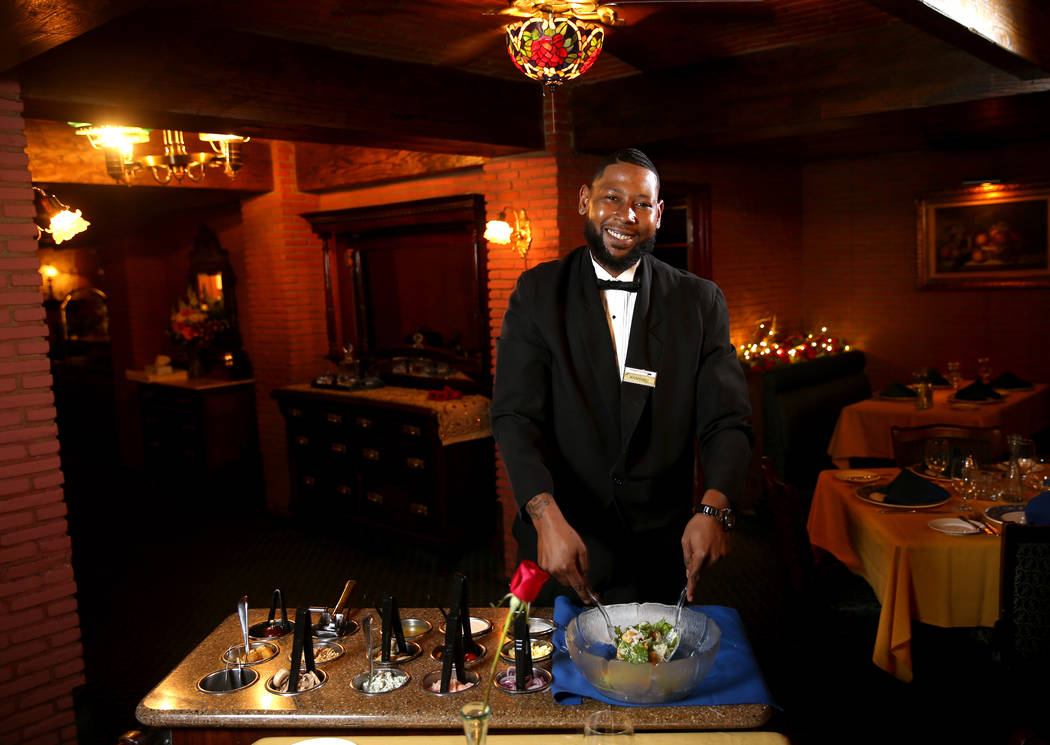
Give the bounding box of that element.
[665,585,688,660]
[237,595,251,660]
[585,588,617,644]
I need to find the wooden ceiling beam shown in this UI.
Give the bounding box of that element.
[0,0,150,73]
[571,22,1050,155]
[863,0,1050,79]
[16,21,545,156]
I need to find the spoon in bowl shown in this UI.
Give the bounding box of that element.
[585,587,617,644]
[237,595,251,661]
[362,614,375,688]
[665,585,688,660]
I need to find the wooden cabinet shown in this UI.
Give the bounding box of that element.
[272,385,495,545]
[135,378,260,502]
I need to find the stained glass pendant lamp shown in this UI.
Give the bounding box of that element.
[505,14,605,86]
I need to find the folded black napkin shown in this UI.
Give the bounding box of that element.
[989,371,1032,390]
[880,381,917,399]
[882,467,951,506]
[954,380,1003,401]
[925,368,950,386]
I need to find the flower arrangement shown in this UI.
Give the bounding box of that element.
[168,290,228,347]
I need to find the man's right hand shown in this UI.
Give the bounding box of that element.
[525,493,591,603]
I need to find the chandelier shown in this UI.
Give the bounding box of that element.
[500,1,616,85]
[71,123,249,186]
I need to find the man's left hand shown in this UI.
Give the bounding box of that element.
[681,490,731,602]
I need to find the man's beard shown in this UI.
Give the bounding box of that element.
[585,220,657,275]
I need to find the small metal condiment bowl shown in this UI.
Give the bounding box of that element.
[265,667,328,696]
[499,639,553,664]
[351,669,411,695]
[248,620,294,641]
[286,641,344,666]
[429,643,486,668]
[371,640,422,666]
[438,616,492,638]
[401,617,432,640]
[509,617,555,638]
[420,669,480,696]
[197,667,259,694]
[494,665,553,695]
[313,613,359,641]
[222,641,278,666]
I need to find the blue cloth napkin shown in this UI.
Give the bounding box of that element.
[882,467,950,506]
[550,596,777,708]
[925,368,950,386]
[955,381,1003,401]
[989,371,1032,390]
[1026,492,1050,526]
[880,381,917,399]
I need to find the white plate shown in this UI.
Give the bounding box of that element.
[947,393,1004,405]
[907,464,953,483]
[929,518,982,535]
[855,484,950,509]
[834,469,880,483]
[984,505,1027,525]
[996,462,1044,474]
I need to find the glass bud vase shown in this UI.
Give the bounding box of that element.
[460,701,491,745]
[186,346,205,379]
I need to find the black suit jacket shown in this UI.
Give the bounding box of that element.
[491,247,753,534]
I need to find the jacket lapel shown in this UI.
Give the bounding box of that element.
[620,257,663,451]
[567,249,622,435]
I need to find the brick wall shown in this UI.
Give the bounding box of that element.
[0,78,83,745]
[240,141,324,513]
[802,143,1050,389]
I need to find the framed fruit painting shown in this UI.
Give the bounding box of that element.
[916,183,1050,289]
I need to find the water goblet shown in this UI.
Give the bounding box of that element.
[923,438,950,478]
[946,360,961,389]
[976,357,993,384]
[584,710,634,745]
[951,454,977,512]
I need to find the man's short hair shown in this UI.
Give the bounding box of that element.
[593,148,660,192]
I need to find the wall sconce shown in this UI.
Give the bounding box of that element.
[484,207,532,258]
[33,187,90,244]
[71,123,249,185]
[38,264,59,300]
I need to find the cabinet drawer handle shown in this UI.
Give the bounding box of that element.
[366,491,384,504]
[336,484,352,496]
[295,435,309,446]
[406,457,425,471]
[326,412,343,423]
[331,442,347,453]
[409,503,428,517]
[302,476,315,486]
[402,424,421,437]
[356,417,373,429]
[289,408,302,418]
[362,448,380,461]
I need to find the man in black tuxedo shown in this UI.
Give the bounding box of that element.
[491,149,752,605]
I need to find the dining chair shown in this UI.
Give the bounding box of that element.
[994,523,1050,740]
[760,456,879,616]
[889,424,1006,468]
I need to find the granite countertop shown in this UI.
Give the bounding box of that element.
[136,608,771,732]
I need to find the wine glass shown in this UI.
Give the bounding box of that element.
[946,360,961,389]
[951,454,977,512]
[923,438,950,478]
[584,710,634,745]
[976,357,993,384]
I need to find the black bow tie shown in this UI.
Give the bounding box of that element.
[596,278,641,292]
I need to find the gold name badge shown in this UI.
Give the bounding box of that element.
[623,366,657,388]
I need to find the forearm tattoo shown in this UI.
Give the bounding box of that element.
[526,493,554,521]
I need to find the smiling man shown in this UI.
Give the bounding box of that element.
[491,148,753,606]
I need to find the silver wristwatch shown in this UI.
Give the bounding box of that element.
[693,503,736,531]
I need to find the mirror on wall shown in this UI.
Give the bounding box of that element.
[187,224,237,321]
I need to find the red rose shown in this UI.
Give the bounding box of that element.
[509,560,549,603]
[531,35,567,67]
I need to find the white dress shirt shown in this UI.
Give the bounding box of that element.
[591,256,639,381]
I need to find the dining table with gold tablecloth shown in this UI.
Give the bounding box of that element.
[806,468,1004,683]
[826,383,1050,468]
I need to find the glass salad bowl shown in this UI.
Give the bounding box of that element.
[564,602,721,704]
